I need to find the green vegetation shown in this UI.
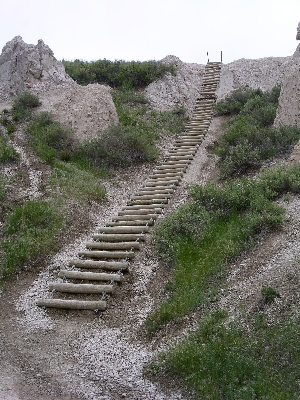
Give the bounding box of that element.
[214,86,281,116]
[27,111,76,164]
[213,86,300,178]
[74,89,187,169]
[63,59,176,88]
[261,286,281,304]
[164,310,300,399]
[148,165,300,331]
[0,130,19,163]
[1,81,186,282]
[1,200,63,280]
[12,91,41,121]
[148,84,300,397]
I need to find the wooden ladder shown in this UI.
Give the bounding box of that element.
[37,62,222,312]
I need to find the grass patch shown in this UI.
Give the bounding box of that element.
[147,165,300,331]
[164,310,300,399]
[0,200,64,280]
[49,160,106,202]
[0,132,20,163]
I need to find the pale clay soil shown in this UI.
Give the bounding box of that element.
[1,114,300,399]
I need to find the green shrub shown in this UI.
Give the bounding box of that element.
[74,124,158,169]
[6,123,16,134]
[1,200,63,279]
[27,112,75,164]
[261,286,281,304]
[11,92,41,121]
[12,91,41,110]
[0,116,9,125]
[214,86,280,117]
[214,86,300,178]
[0,135,19,163]
[63,59,176,88]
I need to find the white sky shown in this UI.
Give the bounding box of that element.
[1,0,300,65]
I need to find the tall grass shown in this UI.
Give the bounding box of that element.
[0,133,19,163]
[0,200,64,280]
[164,310,300,399]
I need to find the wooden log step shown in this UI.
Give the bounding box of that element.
[155,163,188,169]
[107,220,155,226]
[160,161,191,167]
[132,187,173,194]
[145,179,179,186]
[78,250,135,259]
[112,214,158,221]
[86,241,140,250]
[127,199,168,206]
[98,226,150,234]
[166,153,193,159]
[49,282,115,294]
[172,144,199,149]
[149,172,183,179]
[148,172,185,178]
[59,270,123,282]
[137,189,174,195]
[123,204,166,210]
[37,299,106,311]
[92,233,145,242]
[144,181,181,188]
[169,146,197,151]
[119,207,162,214]
[174,140,201,145]
[175,138,204,143]
[132,194,172,200]
[69,259,129,271]
[175,138,202,143]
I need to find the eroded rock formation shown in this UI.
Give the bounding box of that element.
[144,55,205,117]
[274,21,300,128]
[0,36,118,140]
[0,36,74,101]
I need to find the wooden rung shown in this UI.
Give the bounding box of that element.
[111,214,158,221]
[49,282,115,294]
[59,270,122,282]
[106,220,155,226]
[98,226,150,233]
[86,241,140,250]
[78,250,135,259]
[37,299,106,311]
[92,233,145,241]
[68,259,129,271]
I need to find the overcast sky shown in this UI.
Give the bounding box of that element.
[1,0,300,65]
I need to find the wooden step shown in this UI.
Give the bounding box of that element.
[69,259,129,271]
[98,226,150,234]
[59,270,123,282]
[78,250,135,259]
[37,299,106,311]
[106,219,155,226]
[49,282,115,294]
[86,241,141,250]
[92,233,145,241]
